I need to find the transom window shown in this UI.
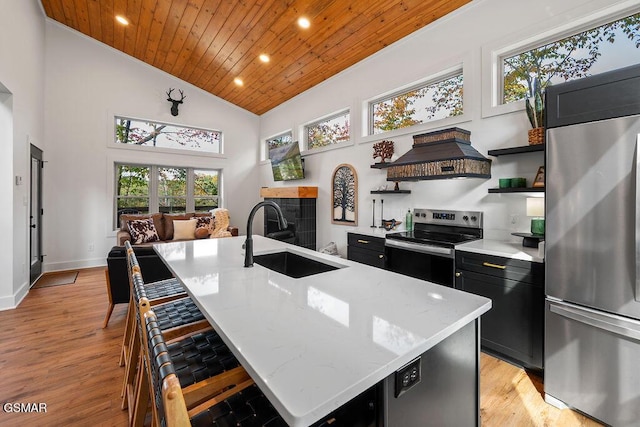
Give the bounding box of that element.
[266,131,293,148]
[305,111,350,150]
[370,71,463,135]
[114,163,220,227]
[115,116,222,154]
[501,12,640,104]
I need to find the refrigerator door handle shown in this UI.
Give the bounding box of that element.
[550,302,640,342]
[637,134,640,302]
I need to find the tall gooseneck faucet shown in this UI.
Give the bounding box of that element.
[244,201,288,267]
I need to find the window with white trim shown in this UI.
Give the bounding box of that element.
[115,116,222,154]
[114,163,220,227]
[305,111,350,150]
[370,71,463,135]
[501,12,639,104]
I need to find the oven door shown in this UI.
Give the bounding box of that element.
[384,239,455,287]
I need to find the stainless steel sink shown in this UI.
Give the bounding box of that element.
[253,251,341,278]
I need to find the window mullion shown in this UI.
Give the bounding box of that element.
[149,165,159,213]
[186,168,195,212]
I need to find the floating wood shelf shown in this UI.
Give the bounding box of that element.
[488,144,545,156]
[370,190,411,194]
[370,162,393,169]
[260,186,318,199]
[488,187,545,193]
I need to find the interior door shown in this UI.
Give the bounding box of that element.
[30,144,43,284]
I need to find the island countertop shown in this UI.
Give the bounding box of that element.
[154,235,491,427]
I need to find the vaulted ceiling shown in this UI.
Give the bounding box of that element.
[40,0,471,115]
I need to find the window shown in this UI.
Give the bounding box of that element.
[305,111,350,150]
[266,131,293,149]
[115,116,222,154]
[370,71,463,135]
[114,163,220,226]
[501,12,640,104]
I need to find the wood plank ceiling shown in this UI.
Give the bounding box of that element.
[40,0,471,115]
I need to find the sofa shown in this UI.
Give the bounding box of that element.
[116,209,238,246]
[103,209,239,327]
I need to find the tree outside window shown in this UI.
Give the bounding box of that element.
[158,167,187,213]
[306,112,350,150]
[114,163,220,228]
[502,12,640,104]
[115,165,150,219]
[371,72,463,135]
[115,117,222,154]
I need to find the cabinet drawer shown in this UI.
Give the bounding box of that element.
[348,246,386,269]
[347,233,385,252]
[455,251,543,286]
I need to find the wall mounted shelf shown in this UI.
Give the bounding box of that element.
[488,144,544,156]
[370,190,411,194]
[488,187,544,193]
[371,162,393,169]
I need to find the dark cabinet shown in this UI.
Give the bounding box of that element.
[455,251,544,371]
[347,233,386,269]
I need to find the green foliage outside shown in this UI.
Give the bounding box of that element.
[372,74,463,134]
[116,165,218,213]
[503,12,640,104]
[307,114,350,149]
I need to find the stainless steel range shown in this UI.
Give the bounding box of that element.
[385,209,483,287]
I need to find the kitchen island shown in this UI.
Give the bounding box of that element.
[154,235,491,426]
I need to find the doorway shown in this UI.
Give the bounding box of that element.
[30,144,43,284]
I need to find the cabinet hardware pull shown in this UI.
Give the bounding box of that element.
[482,262,506,270]
[378,254,384,259]
[455,272,461,277]
[357,239,369,244]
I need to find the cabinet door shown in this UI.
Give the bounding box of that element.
[348,246,386,269]
[457,269,544,370]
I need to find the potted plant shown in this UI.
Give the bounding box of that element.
[525,77,545,145]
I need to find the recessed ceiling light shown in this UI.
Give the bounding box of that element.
[297,17,310,29]
[115,15,129,25]
[259,54,270,63]
[234,77,244,86]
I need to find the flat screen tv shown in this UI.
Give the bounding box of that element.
[269,141,305,181]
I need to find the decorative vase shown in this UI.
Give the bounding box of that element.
[528,127,545,145]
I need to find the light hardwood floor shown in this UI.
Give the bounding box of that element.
[0,267,602,426]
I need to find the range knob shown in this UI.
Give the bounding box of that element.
[470,215,477,222]
[463,215,469,221]
[421,213,426,218]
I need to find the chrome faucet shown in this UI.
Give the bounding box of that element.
[244,200,288,267]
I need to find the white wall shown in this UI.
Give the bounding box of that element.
[0,0,46,309]
[43,21,261,272]
[259,0,637,255]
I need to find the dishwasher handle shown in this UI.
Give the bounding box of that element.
[549,301,640,342]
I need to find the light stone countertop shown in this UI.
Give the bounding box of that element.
[456,238,544,263]
[154,235,491,427]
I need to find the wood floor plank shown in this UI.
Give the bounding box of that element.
[0,267,602,426]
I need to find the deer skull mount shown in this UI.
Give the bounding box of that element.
[166,88,186,116]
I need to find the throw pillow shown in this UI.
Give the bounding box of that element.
[173,219,198,240]
[127,219,160,244]
[192,216,213,230]
[194,227,210,239]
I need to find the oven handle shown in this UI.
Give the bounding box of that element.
[385,239,454,258]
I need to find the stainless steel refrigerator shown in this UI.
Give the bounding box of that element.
[545,64,640,426]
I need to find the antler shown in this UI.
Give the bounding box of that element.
[178,89,186,101]
[166,88,174,100]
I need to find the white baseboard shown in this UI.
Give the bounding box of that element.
[0,280,29,311]
[43,257,107,273]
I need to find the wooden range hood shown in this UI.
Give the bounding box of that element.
[386,128,492,181]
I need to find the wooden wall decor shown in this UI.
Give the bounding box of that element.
[331,164,357,225]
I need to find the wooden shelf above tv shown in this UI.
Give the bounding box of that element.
[260,186,318,199]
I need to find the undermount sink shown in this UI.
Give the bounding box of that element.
[253,251,341,278]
